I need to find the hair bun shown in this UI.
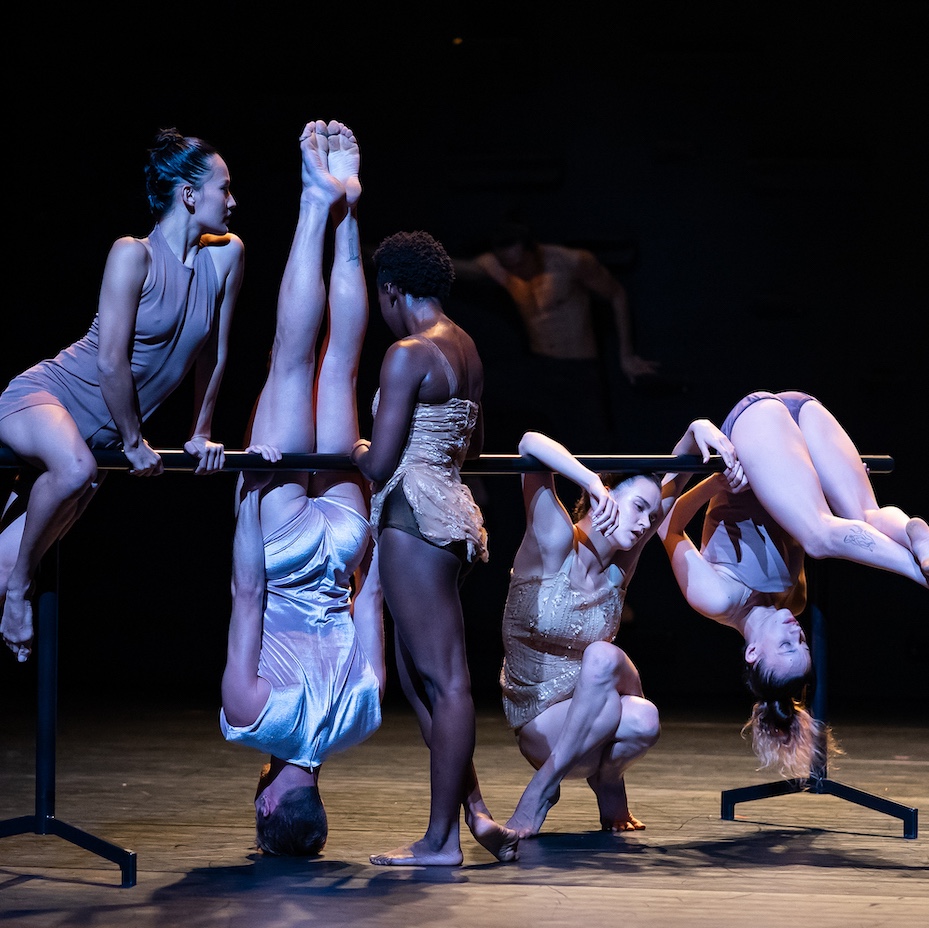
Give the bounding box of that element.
[150,127,185,153]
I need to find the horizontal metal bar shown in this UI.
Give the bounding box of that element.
[0,447,896,475]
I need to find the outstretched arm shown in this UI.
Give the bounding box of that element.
[221,473,272,727]
[575,249,658,384]
[450,254,500,284]
[657,473,742,621]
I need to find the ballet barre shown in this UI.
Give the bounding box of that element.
[0,446,912,888]
[0,446,897,475]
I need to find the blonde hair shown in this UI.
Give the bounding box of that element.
[742,701,842,779]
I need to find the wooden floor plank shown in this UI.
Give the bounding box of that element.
[1,702,926,927]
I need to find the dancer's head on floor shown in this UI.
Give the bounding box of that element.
[254,763,327,857]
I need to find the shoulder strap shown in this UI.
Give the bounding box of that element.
[411,334,458,395]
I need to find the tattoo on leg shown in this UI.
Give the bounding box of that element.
[844,525,875,551]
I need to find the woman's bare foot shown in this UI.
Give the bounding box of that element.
[504,783,561,839]
[602,812,645,833]
[324,120,361,206]
[369,838,463,867]
[1,593,33,662]
[905,517,929,581]
[298,121,343,208]
[588,771,643,832]
[465,808,519,862]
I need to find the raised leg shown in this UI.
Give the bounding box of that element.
[315,120,367,459]
[732,400,928,586]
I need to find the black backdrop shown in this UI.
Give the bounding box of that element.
[4,4,926,720]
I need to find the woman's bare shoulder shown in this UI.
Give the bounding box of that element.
[200,232,245,275]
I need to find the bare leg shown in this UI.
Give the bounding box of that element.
[315,120,366,460]
[905,517,929,580]
[393,622,514,857]
[587,698,659,832]
[250,120,339,450]
[246,121,344,529]
[587,773,645,835]
[370,528,517,865]
[506,642,658,838]
[797,401,918,545]
[587,766,644,833]
[308,119,384,694]
[0,406,98,659]
[226,119,348,682]
[732,400,928,587]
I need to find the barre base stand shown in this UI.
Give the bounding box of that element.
[0,547,137,886]
[720,591,918,839]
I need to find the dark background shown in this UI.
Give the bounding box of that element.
[3,4,926,722]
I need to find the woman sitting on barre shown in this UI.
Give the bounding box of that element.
[500,422,744,839]
[658,390,929,779]
[0,128,243,661]
[220,121,384,857]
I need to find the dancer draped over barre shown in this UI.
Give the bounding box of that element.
[220,120,385,857]
[0,128,243,661]
[351,231,519,866]
[500,424,744,839]
[659,390,929,778]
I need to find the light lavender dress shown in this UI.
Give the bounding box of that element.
[220,496,381,768]
[0,224,219,446]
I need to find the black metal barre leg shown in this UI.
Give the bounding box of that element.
[0,557,137,886]
[720,775,918,839]
[721,778,806,819]
[720,577,919,839]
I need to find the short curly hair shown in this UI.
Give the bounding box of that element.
[373,230,455,303]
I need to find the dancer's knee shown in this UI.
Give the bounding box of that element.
[621,696,660,747]
[579,640,626,686]
[427,674,473,710]
[793,515,845,560]
[50,452,98,499]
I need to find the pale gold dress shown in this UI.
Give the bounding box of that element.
[368,336,488,564]
[500,549,625,730]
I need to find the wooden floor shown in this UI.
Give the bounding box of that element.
[1,697,926,928]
